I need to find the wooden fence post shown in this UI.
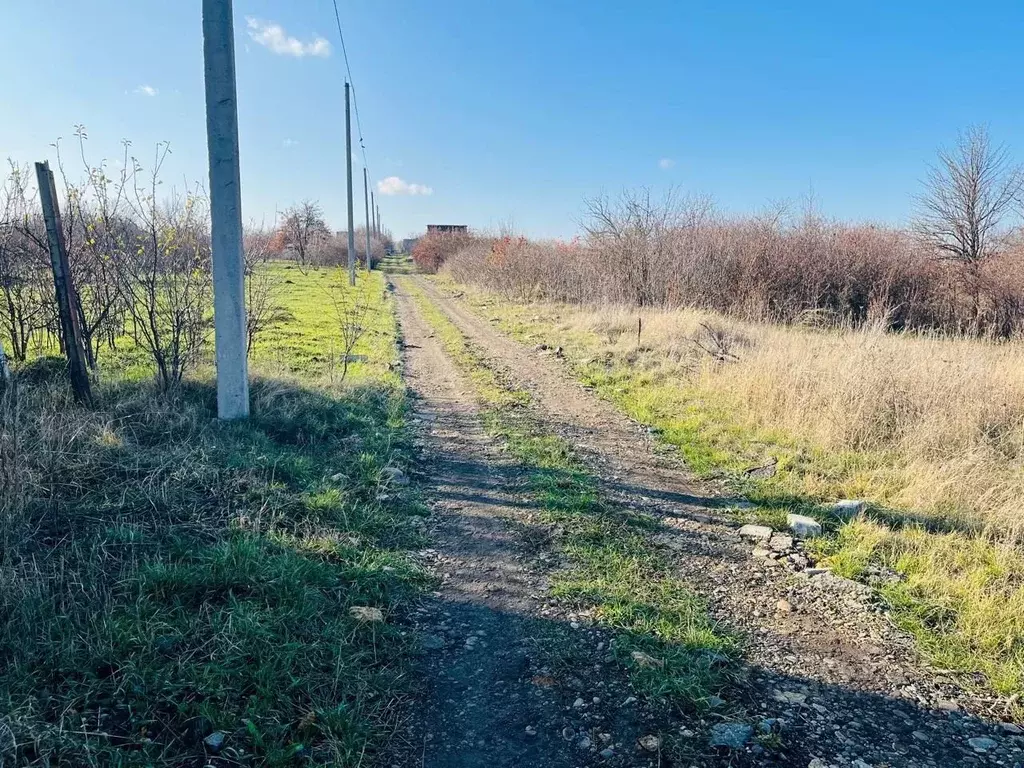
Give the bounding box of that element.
[0,340,9,388]
[34,161,92,406]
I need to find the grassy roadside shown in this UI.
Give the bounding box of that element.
[401,276,736,710]
[252,264,398,382]
[0,268,429,766]
[436,278,1024,705]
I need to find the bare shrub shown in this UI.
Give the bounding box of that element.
[352,226,386,268]
[324,278,376,383]
[3,133,221,383]
[411,231,472,273]
[311,232,350,268]
[691,322,745,363]
[115,145,213,390]
[0,165,51,361]
[279,200,331,267]
[445,197,1024,337]
[243,226,285,354]
[582,188,713,306]
[443,128,1024,338]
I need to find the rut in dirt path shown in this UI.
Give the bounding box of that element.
[403,274,1024,768]
[389,279,668,768]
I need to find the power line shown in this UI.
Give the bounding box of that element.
[330,0,369,169]
[329,0,355,89]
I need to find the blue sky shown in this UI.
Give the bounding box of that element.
[3,1,1023,239]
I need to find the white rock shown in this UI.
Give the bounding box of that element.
[381,466,410,486]
[774,690,807,705]
[831,499,867,519]
[630,650,665,668]
[204,732,227,752]
[968,736,998,752]
[349,606,384,622]
[738,524,773,541]
[709,723,753,749]
[638,735,662,752]
[787,514,822,539]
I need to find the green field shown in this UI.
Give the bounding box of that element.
[0,266,429,766]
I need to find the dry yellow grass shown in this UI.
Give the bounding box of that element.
[571,306,1024,539]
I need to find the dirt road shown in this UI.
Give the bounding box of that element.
[388,274,1022,768]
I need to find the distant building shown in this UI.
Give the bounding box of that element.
[402,238,420,253]
[426,224,468,235]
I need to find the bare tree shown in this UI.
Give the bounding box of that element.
[582,188,712,306]
[914,126,1024,326]
[61,130,133,366]
[0,165,50,361]
[115,145,213,390]
[310,232,349,267]
[243,225,284,355]
[280,200,331,267]
[352,226,384,268]
[325,277,375,383]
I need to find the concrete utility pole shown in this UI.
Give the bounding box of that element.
[363,167,373,270]
[370,190,377,236]
[35,161,92,406]
[345,82,356,287]
[376,204,382,237]
[202,0,249,420]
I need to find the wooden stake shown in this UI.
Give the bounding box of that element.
[35,161,92,406]
[0,340,10,387]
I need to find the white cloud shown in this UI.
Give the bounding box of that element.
[135,85,158,97]
[658,157,675,170]
[246,18,331,58]
[377,176,433,196]
[283,138,299,148]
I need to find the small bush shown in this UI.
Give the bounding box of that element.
[411,231,473,274]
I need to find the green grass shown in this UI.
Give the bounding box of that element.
[402,277,735,710]
[0,267,430,766]
[252,263,399,383]
[442,280,1024,708]
[377,253,416,275]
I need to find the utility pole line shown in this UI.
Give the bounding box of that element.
[376,204,381,238]
[345,82,356,287]
[202,0,249,420]
[35,161,92,406]
[363,167,372,270]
